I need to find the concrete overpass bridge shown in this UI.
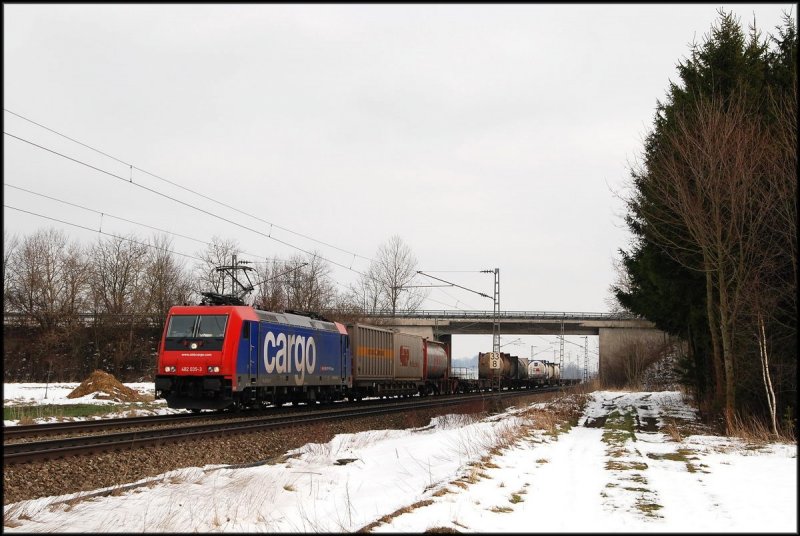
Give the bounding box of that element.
[357,310,669,382]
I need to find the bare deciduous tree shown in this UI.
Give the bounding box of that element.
[636,91,779,430]
[604,334,673,389]
[6,228,88,330]
[143,234,193,325]
[606,255,634,314]
[371,235,427,314]
[252,258,288,311]
[279,252,337,312]
[765,82,798,330]
[347,262,384,314]
[4,228,89,381]
[88,234,151,374]
[4,229,20,313]
[90,234,149,315]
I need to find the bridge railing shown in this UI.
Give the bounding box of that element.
[352,310,641,321]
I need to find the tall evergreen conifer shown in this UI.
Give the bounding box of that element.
[614,8,796,432]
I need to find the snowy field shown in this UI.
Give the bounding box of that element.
[3,382,183,425]
[3,385,797,532]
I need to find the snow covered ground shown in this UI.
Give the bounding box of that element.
[3,385,797,532]
[3,382,182,425]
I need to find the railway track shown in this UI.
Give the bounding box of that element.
[3,402,349,440]
[4,387,559,465]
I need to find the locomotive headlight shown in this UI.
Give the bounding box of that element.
[190,342,198,350]
[164,366,176,373]
[208,366,220,373]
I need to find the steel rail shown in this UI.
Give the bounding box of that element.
[2,394,466,440]
[4,388,559,465]
[3,402,351,440]
[4,412,212,439]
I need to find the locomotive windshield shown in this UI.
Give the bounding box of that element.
[165,315,227,350]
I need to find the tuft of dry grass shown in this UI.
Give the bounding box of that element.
[605,460,648,471]
[636,500,664,517]
[3,504,30,528]
[571,378,604,395]
[663,419,683,442]
[526,409,559,434]
[728,413,795,444]
[435,413,481,429]
[356,500,434,532]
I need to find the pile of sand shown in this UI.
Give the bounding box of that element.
[67,370,148,403]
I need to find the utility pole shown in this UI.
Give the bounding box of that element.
[583,336,589,384]
[559,316,565,378]
[492,268,500,360]
[480,268,500,388]
[478,268,500,356]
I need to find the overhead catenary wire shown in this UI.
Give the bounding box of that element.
[4,206,345,301]
[3,119,486,313]
[6,189,473,312]
[6,181,474,311]
[4,205,206,263]
[416,271,492,299]
[533,333,600,356]
[417,275,481,310]
[4,182,290,266]
[3,108,373,264]
[4,130,364,275]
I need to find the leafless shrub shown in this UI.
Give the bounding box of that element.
[728,412,795,444]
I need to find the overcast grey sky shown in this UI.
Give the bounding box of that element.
[3,4,795,362]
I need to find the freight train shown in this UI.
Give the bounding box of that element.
[154,302,577,411]
[449,352,563,393]
[529,359,561,387]
[154,304,454,410]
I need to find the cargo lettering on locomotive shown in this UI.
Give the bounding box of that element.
[263,331,317,384]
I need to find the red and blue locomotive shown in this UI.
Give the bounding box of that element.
[155,304,351,410]
[155,301,453,411]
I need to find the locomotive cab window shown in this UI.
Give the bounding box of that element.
[196,315,227,338]
[167,315,196,338]
[165,315,228,351]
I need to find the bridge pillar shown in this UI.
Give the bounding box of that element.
[435,333,452,353]
[598,327,670,386]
